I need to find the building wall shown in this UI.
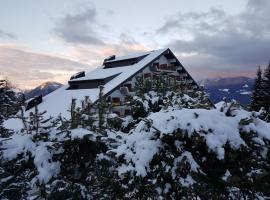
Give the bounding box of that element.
[107,55,197,116]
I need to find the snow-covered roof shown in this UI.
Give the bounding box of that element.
[69,68,121,82]
[104,51,150,63]
[5,48,168,123]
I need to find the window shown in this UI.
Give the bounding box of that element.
[144,73,151,78]
[159,64,167,70]
[124,83,132,92]
[112,97,121,106]
[153,63,159,67]
[168,64,176,71]
[153,73,159,79]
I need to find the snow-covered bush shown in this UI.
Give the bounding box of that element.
[110,101,270,199]
[1,91,270,199]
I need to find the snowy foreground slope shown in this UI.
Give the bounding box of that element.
[1,98,270,199]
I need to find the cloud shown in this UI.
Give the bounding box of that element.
[54,8,104,45]
[107,9,114,15]
[157,0,270,77]
[0,41,148,89]
[0,46,88,89]
[0,29,17,39]
[64,32,149,66]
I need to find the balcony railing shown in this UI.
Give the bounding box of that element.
[158,64,176,71]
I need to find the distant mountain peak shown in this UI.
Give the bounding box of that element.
[38,81,62,89]
[25,81,63,99]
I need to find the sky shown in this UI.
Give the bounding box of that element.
[0,0,269,89]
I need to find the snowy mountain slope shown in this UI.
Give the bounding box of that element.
[199,77,254,105]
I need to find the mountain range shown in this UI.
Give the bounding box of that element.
[23,77,254,105]
[199,76,254,105]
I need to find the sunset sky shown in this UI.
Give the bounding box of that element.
[0,0,269,89]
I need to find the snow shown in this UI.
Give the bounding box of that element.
[113,128,161,177]
[144,91,160,105]
[70,69,121,82]
[222,170,231,181]
[104,51,149,63]
[164,183,171,194]
[2,134,35,160]
[180,174,196,187]
[70,128,96,141]
[4,117,24,131]
[113,104,270,176]
[33,143,60,183]
[40,82,60,90]
[1,134,60,184]
[240,91,252,95]
[172,151,200,179]
[2,95,270,195]
[0,175,13,184]
[148,108,250,159]
[215,101,226,109]
[219,88,230,93]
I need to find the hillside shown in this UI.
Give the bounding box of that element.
[199,77,254,105]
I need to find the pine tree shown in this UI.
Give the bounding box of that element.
[250,66,264,111]
[134,76,152,97]
[0,79,18,118]
[0,103,59,199]
[65,96,99,132]
[69,98,79,129]
[0,114,4,130]
[29,104,56,142]
[0,79,19,137]
[96,85,109,132]
[80,96,96,130]
[261,62,270,120]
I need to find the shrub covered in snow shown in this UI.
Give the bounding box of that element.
[1,91,270,199]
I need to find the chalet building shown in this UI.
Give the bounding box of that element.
[67,48,199,116]
[25,48,200,118]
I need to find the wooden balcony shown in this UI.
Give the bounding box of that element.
[151,63,177,72]
[143,73,152,79]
